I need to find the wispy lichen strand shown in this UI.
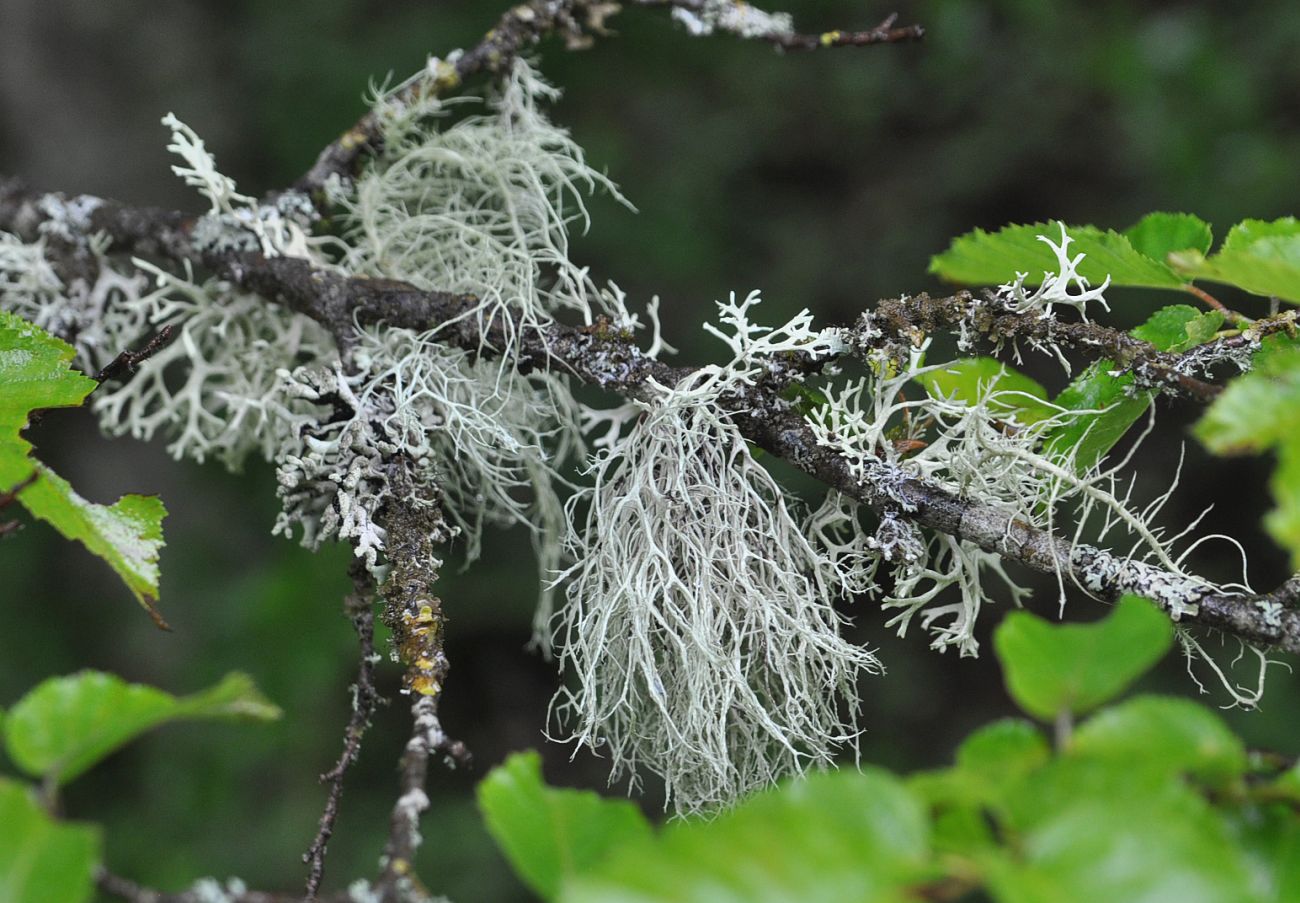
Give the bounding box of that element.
[554,292,881,814]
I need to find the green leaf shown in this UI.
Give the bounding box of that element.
[908,719,1050,831]
[1070,695,1247,785]
[0,778,100,903]
[986,775,1261,903]
[993,595,1174,720]
[0,311,96,488]
[0,310,168,624]
[563,768,933,903]
[478,751,652,901]
[1044,305,1223,472]
[4,671,281,785]
[909,720,1048,813]
[930,806,997,857]
[1196,338,1300,564]
[930,214,1300,303]
[1265,443,1300,567]
[1196,337,1300,453]
[929,221,1183,289]
[956,719,1051,781]
[1233,807,1300,902]
[915,358,1056,424]
[1132,304,1226,354]
[1271,762,1300,804]
[17,472,168,625]
[1182,218,1300,303]
[1122,212,1213,263]
[1041,361,1149,472]
[987,756,1263,902]
[779,382,829,417]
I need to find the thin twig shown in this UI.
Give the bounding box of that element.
[1181,282,1254,327]
[862,290,1300,404]
[303,565,382,900]
[295,0,920,195]
[765,13,925,51]
[0,472,38,538]
[95,325,180,385]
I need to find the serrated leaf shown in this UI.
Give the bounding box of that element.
[18,471,168,625]
[562,768,932,903]
[915,358,1057,424]
[1195,338,1300,564]
[1122,212,1213,262]
[1183,218,1300,303]
[929,221,1183,289]
[478,751,651,901]
[0,777,100,903]
[993,595,1174,721]
[1045,305,1222,472]
[4,671,281,785]
[779,382,830,417]
[1070,695,1247,785]
[910,722,1049,859]
[0,310,167,623]
[1131,304,1225,353]
[1042,360,1149,472]
[1195,337,1300,453]
[0,311,96,487]
[929,806,997,856]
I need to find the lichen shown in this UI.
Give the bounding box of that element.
[807,342,1247,654]
[553,292,879,814]
[994,222,1111,321]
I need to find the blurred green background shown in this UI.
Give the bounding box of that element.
[2,1,1299,900]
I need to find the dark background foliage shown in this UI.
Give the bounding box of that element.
[2,1,1299,899]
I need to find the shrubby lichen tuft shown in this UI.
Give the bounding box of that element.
[554,291,881,814]
[995,222,1111,321]
[340,58,631,334]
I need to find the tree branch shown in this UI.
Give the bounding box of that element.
[371,461,469,903]
[862,290,1298,404]
[2,184,1296,653]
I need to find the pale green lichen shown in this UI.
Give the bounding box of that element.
[554,292,880,814]
[340,58,633,335]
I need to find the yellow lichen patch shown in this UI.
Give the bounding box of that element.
[820,30,842,47]
[408,674,441,697]
[429,60,461,94]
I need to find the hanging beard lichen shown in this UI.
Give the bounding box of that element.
[553,292,883,814]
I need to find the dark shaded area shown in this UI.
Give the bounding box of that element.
[2,1,1299,900]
